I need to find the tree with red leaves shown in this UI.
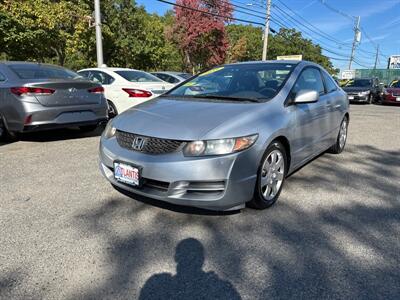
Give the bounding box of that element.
[172,0,233,73]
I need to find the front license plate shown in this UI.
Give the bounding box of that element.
[348,96,354,100]
[114,162,140,186]
[396,97,400,102]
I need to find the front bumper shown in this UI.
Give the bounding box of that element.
[347,94,369,102]
[99,136,259,211]
[382,95,400,105]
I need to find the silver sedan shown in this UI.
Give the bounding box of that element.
[0,62,108,140]
[99,61,349,211]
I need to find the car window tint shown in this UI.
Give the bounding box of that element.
[166,75,179,84]
[178,73,192,79]
[115,70,163,83]
[322,72,337,93]
[293,68,325,96]
[0,72,6,82]
[89,71,114,85]
[78,71,90,78]
[9,64,80,79]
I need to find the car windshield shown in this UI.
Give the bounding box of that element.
[166,63,295,102]
[9,64,81,80]
[390,80,400,88]
[115,70,163,83]
[346,79,372,87]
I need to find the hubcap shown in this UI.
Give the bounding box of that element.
[108,103,116,118]
[260,149,285,201]
[339,119,347,149]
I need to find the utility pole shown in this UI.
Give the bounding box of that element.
[262,0,272,61]
[373,45,379,69]
[348,16,360,70]
[94,0,104,67]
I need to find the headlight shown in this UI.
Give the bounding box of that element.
[358,90,370,96]
[183,134,258,156]
[103,121,116,139]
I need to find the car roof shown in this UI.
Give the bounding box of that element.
[78,67,144,72]
[152,71,189,75]
[0,61,66,69]
[224,60,303,67]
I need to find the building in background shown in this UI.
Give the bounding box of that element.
[388,55,400,69]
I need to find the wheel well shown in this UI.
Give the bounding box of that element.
[273,136,291,170]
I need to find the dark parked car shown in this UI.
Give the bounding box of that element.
[382,80,400,105]
[0,62,108,141]
[342,78,381,104]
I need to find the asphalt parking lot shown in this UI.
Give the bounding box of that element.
[1,104,399,299]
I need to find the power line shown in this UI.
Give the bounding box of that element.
[275,0,351,46]
[155,0,265,26]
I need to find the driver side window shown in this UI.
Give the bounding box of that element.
[292,68,325,97]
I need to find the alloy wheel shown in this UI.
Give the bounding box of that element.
[260,149,285,201]
[339,119,348,149]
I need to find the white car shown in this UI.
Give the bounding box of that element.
[77,68,175,117]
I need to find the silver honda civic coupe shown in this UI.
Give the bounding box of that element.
[0,62,108,140]
[100,61,349,211]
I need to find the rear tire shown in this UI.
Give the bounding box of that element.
[0,117,17,142]
[328,116,348,154]
[248,141,287,210]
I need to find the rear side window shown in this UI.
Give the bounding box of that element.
[322,72,337,93]
[77,71,90,78]
[9,64,80,80]
[0,72,6,82]
[89,71,114,85]
[293,68,325,96]
[115,70,163,83]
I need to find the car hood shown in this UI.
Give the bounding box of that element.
[112,97,262,140]
[342,87,371,93]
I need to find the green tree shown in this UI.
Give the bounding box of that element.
[269,28,335,73]
[226,24,263,62]
[0,0,93,68]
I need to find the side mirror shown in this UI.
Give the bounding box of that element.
[294,90,319,104]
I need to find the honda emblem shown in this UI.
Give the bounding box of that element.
[132,136,146,151]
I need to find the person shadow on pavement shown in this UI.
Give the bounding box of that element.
[139,238,241,300]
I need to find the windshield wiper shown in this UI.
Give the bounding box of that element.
[192,94,261,103]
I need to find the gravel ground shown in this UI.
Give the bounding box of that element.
[0,104,399,299]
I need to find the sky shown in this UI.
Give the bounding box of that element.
[136,0,400,70]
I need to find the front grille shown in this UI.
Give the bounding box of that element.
[116,130,185,154]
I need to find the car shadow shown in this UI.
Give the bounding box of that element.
[68,143,399,299]
[0,125,105,146]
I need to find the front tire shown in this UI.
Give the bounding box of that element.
[328,116,348,154]
[248,141,287,209]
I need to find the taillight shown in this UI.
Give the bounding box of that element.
[122,88,152,98]
[10,87,55,96]
[88,86,104,94]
